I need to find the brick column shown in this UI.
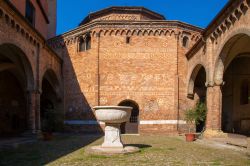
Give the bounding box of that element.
[35,91,41,132]
[204,85,226,138]
[27,90,36,134]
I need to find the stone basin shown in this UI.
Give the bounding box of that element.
[88,106,140,155]
[93,106,132,123]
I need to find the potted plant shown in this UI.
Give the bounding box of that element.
[184,102,207,142]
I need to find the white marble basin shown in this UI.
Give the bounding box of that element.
[93,106,132,123]
[92,106,133,149]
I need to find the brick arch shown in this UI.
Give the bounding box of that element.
[142,30,148,36]
[187,64,208,97]
[117,98,141,117]
[115,30,120,36]
[137,30,143,36]
[170,30,175,36]
[159,30,164,36]
[165,30,170,36]
[118,99,140,134]
[91,31,96,37]
[110,30,115,36]
[99,30,104,36]
[154,30,160,36]
[40,68,62,99]
[213,28,250,85]
[104,30,109,36]
[126,30,131,36]
[0,43,35,91]
[121,30,126,36]
[131,30,137,36]
[118,99,140,109]
[148,30,153,36]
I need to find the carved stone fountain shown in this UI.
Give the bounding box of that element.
[88,106,140,155]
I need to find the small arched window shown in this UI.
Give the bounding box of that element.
[85,34,91,50]
[78,37,85,52]
[126,36,130,44]
[78,33,91,52]
[183,36,189,48]
[240,79,249,105]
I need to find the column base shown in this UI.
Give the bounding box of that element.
[21,130,38,138]
[203,129,227,138]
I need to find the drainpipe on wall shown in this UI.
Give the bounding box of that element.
[176,33,180,133]
[97,32,101,106]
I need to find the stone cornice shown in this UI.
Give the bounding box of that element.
[49,20,203,44]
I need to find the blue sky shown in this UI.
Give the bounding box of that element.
[57,0,228,35]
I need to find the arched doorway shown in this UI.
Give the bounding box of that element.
[188,65,207,132]
[118,100,139,134]
[0,44,34,137]
[40,70,63,132]
[215,33,250,136]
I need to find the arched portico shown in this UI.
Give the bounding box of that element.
[206,32,250,136]
[0,43,35,137]
[187,64,207,132]
[187,64,207,99]
[40,69,63,132]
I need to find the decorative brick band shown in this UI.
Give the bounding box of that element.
[64,120,186,125]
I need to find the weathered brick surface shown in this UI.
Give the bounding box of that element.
[186,0,250,136]
[4,1,250,136]
[10,0,56,39]
[50,7,202,134]
[0,1,62,133]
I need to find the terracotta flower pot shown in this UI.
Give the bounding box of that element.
[185,133,195,142]
[42,132,53,141]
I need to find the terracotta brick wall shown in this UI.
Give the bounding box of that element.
[53,22,201,134]
[9,0,50,38]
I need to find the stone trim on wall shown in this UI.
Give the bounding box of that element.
[64,120,186,125]
[48,20,203,49]
[139,120,186,125]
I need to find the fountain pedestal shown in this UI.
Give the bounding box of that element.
[102,124,123,148]
[87,106,140,155]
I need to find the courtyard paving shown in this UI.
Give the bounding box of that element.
[0,134,249,166]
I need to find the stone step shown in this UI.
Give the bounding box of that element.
[226,133,247,148]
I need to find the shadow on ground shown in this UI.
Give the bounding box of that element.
[125,144,152,149]
[0,134,102,166]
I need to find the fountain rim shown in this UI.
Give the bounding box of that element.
[93,106,133,110]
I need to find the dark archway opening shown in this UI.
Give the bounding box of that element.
[40,72,63,132]
[0,71,27,137]
[0,44,33,138]
[118,100,139,134]
[218,34,250,136]
[222,55,250,135]
[193,67,207,132]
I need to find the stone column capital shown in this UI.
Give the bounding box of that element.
[205,80,224,88]
[205,81,214,87]
[214,79,225,87]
